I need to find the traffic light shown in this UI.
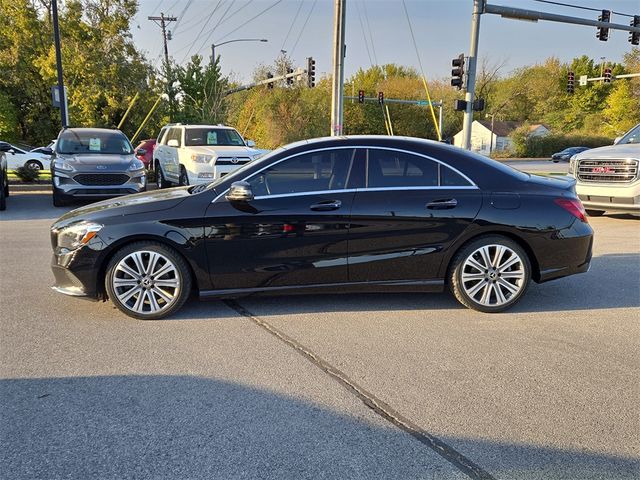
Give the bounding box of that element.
[378,91,384,105]
[603,68,612,83]
[266,72,274,89]
[567,71,575,94]
[286,68,294,86]
[453,100,467,111]
[358,89,365,103]
[630,16,640,46]
[451,53,465,90]
[473,98,485,112]
[596,9,611,41]
[306,57,316,88]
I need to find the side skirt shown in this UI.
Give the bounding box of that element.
[199,279,445,300]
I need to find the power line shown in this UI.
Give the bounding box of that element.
[172,0,194,31]
[280,0,305,53]
[361,0,378,67]
[192,0,238,59]
[151,0,167,16]
[215,0,285,43]
[354,1,373,68]
[175,0,254,37]
[289,0,317,57]
[177,0,225,62]
[532,0,635,18]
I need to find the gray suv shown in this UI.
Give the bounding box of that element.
[52,128,146,206]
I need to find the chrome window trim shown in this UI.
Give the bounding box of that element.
[212,145,478,203]
[254,188,359,200]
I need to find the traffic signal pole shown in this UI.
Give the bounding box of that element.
[51,0,68,128]
[462,0,483,150]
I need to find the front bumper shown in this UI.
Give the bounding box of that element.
[576,183,640,212]
[50,241,103,299]
[186,163,248,184]
[53,170,146,197]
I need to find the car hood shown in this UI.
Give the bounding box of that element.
[58,154,135,170]
[52,187,192,228]
[573,144,639,160]
[187,146,259,157]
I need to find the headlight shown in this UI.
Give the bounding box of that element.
[57,222,103,252]
[128,159,145,171]
[191,154,213,163]
[569,156,578,176]
[54,159,74,172]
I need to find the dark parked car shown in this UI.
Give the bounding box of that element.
[551,146,589,162]
[134,138,156,169]
[50,136,593,319]
[51,128,146,206]
[0,147,8,211]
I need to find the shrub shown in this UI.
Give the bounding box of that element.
[525,134,613,157]
[14,166,40,182]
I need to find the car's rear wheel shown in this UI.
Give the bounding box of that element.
[449,236,531,313]
[26,160,43,170]
[585,209,605,217]
[105,242,192,320]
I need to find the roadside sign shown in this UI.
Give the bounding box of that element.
[579,75,588,86]
[417,100,428,106]
[51,86,67,108]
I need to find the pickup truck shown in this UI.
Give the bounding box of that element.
[569,123,640,216]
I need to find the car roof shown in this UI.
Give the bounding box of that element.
[60,128,127,135]
[182,125,237,130]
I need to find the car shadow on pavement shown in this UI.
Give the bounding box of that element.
[1,375,637,480]
[0,192,77,221]
[169,253,639,319]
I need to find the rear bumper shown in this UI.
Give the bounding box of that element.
[537,229,593,283]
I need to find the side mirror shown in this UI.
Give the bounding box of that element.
[137,148,147,156]
[42,148,53,155]
[0,143,11,152]
[167,139,180,147]
[246,139,256,148]
[613,136,622,145]
[225,181,254,202]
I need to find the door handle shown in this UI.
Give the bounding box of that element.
[310,200,342,211]
[426,198,458,209]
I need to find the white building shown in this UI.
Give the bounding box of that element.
[453,120,550,156]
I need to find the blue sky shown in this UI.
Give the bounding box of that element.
[132,0,639,83]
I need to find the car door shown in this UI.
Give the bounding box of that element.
[348,147,483,283]
[163,127,181,182]
[203,148,360,291]
[5,146,27,170]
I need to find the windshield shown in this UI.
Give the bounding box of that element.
[57,130,133,155]
[617,124,640,145]
[185,128,245,147]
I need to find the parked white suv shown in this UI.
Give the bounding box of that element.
[569,123,640,216]
[153,124,263,188]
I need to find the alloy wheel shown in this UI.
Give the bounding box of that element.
[112,250,180,315]
[460,244,526,307]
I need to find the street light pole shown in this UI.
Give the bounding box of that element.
[210,38,268,65]
[51,0,68,127]
[330,0,346,136]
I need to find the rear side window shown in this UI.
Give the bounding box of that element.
[440,165,473,186]
[248,149,355,196]
[367,149,438,188]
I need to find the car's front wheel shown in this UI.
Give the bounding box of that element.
[179,166,189,186]
[156,163,167,189]
[52,187,69,207]
[449,236,531,313]
[105,242,192,320]
[26,159,43,170]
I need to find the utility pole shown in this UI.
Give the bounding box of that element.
[330,0,346,136]
[51,0,68,127]
[148,13,177,117]
[462,0,483,150]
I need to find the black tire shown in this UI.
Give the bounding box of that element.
[179,166,189,186]
[3,173,8,197]
[105,241,192,320]
[585,209,605,217]
[0,177,6,211]
[25,160,43,170]
[52,187,69,207]
[156,163,168,189]
[449,235,531,313]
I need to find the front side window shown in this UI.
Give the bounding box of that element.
[57,131,133,155]
[185,128,245,147]
[618,124,640,145]
[367,149,438,188]
[247,149,355,197]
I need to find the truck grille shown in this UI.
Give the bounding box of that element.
[74,173,130,186]
[216,157,251,165]
[577,159,638,183]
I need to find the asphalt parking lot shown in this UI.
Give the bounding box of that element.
[1,182,639,479]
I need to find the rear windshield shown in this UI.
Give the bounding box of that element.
[57,130,133,155]
[185,128,245,147]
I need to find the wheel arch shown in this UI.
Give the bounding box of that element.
[96,234,199,300]
[441,229,541,284]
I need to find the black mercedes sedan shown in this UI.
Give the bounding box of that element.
[50,136,593,319]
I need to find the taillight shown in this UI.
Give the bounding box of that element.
[554,198,588,223]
